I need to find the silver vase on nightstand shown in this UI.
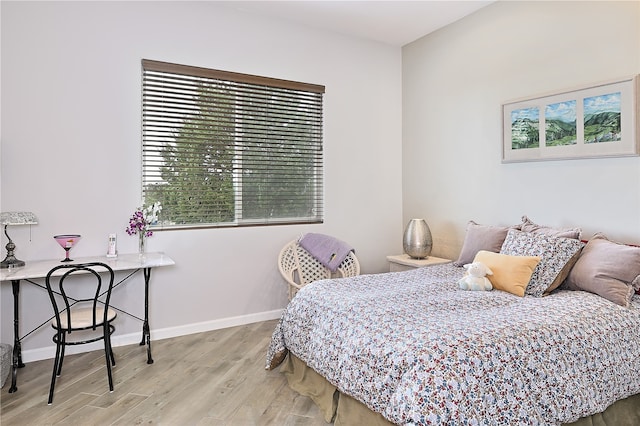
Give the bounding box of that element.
[403,219,432,259]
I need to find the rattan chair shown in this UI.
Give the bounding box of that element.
[45,262,117,404]
[278,239,360,300]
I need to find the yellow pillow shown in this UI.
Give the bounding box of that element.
[473,250,541,297]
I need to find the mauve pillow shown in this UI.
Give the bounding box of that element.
[519,215,581,239]
[564,233,640,307]
[454,221,512,267]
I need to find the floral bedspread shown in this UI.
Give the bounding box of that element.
[266,263,640,425]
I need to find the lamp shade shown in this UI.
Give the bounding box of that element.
[0,212,38,226]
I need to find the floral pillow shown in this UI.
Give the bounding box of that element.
[500,229,585,297]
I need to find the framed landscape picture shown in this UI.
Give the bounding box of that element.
[502,75,639,163]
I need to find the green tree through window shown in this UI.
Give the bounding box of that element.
[142,60,324,229]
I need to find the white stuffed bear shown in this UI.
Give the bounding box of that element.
[458,261,493,291]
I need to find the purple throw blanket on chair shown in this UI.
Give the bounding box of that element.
[299,233,353,272]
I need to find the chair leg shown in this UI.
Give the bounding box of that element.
[103,347,114,392]
[104,327,114,392]
[108,327,116,367]
[109,346,116,367]
[56,333,66,376]
[48,340,63,405]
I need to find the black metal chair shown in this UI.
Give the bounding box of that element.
[44,262,117,404]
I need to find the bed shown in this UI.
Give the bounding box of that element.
[265,222,640,425]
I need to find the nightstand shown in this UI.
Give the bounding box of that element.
[386,254,451,272]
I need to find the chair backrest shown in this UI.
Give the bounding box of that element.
[45,262,115,331]
[278,239,360,299]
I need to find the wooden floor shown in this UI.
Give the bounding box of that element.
[0,320,327,425]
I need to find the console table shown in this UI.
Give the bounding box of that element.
[0,252,175,393]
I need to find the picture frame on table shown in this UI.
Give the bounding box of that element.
[502,75,639,163]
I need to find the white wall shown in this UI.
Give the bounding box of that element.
[403,0,640,261]
[0,1,403,360]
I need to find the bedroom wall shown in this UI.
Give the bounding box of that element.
[403,0,640,261]
[0,1,403,361]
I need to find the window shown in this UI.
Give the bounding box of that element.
[141,59,325,229]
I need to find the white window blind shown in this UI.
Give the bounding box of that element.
[141,59,325,229]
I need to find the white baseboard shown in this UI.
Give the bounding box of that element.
[20,309,284,363]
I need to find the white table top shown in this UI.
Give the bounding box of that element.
[0,252,175,281]
[386,254,451,267]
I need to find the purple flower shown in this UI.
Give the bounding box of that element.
[126,202,162,237]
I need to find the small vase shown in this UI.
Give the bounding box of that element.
[138,233,146,258]
[403,219,433,259]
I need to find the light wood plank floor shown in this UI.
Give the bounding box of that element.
[0,320,328,425]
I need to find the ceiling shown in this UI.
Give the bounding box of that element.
[221,1,494,47]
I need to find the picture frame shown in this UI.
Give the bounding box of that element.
[502,75,639,163]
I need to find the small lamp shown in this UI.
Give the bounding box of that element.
[403,218,433,259]
[0,211,38,269]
